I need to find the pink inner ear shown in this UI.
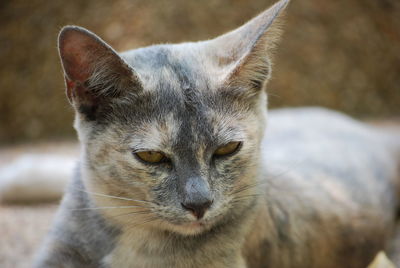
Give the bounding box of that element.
[62,45,92,82]
[65,75,98,106]
[65,78,75,102]
[59,28,103,83]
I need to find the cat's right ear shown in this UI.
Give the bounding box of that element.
[58,26,142,120]
[205,0,289,96]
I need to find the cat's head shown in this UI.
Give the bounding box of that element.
[58,0,288,235]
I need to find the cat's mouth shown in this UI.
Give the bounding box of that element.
[183,219,208,228]
[171,219,213,235]
[155,214,217,235]
[162,210,228,235]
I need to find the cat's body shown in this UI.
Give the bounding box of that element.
[35,0,400,267]
[245,108,399,268]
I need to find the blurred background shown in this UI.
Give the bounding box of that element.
[0,0,399,144]
[1,1,400,266]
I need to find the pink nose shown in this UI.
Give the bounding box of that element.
[181,199,213,219]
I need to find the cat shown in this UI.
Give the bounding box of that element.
[34,0,400,267]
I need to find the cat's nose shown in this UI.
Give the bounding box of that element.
[181,199,213,219]
[181,176,213,219]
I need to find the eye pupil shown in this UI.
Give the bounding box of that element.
[214,141,242,157]
[135,151,167,163]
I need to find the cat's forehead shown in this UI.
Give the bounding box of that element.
[121,43,225,93]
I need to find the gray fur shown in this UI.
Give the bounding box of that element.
[35,0,400,267]
[35,170,120,267]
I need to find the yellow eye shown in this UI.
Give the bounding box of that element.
[135,151,167,163]
[214,141,242,157]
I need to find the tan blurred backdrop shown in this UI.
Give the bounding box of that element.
[0,0,399,144]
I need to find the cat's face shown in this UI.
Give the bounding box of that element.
[82,72,266,235]
[59,0,288,235]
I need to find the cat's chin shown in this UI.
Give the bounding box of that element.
[160,219,215,236]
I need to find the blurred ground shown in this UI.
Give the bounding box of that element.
[0,0,400,144]
[0,204,57,268]
[0,141,78,267]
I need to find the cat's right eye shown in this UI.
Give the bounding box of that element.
[213,141,242,157]
[135,151,168,164]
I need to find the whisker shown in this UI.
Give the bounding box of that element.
[110,210,153,219]
[232,193,264,200]
[229,180,268,196]
[73,187,154,205]
[125,216,160,231]
[230,160,305,196]
[267,92,281,99]
[70,205,149,211]
[230,196,262,204]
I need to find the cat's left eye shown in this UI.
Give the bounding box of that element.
[214,141,242,157]
[135,151,168,164]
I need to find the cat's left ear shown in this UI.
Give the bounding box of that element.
[207,0,289,93]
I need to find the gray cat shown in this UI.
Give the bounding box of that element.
[35,0,400,267]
